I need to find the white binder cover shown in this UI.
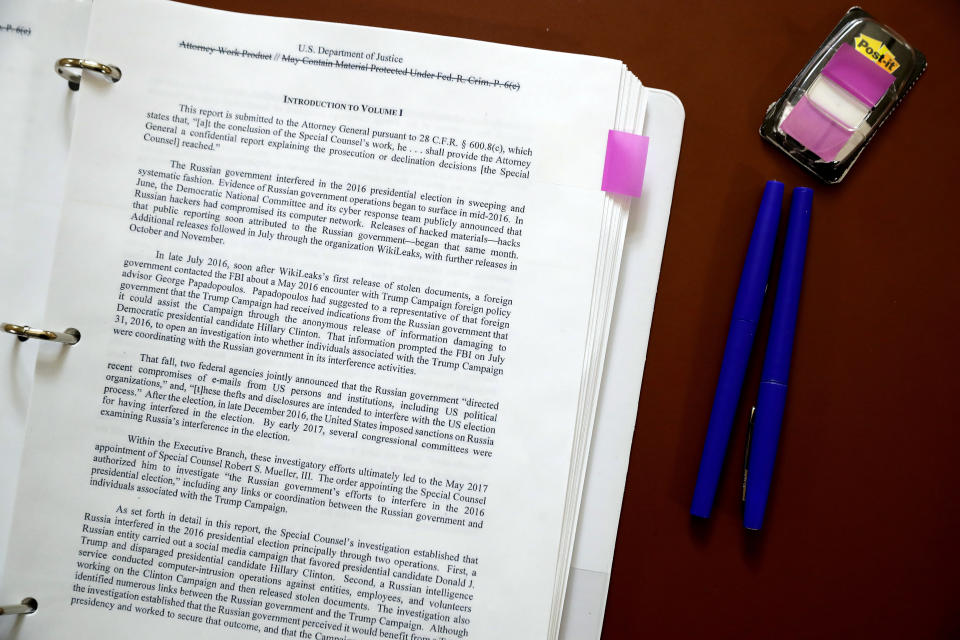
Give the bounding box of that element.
[560,88,685,640]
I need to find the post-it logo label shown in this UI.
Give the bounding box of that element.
[854,34,899,73]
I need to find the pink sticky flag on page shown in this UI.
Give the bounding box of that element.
[601,130,649,198]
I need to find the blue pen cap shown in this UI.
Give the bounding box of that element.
[761,187,813,385]
[732,181,784,326]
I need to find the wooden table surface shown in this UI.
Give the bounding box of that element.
[187,1,960,636]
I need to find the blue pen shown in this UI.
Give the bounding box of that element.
[690,181,783,518]
[743,186,813,530]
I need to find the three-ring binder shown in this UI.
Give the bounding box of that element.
[2,323,80,345]
[54,57,121,91]
[0,598,37,616]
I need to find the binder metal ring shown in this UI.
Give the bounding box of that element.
[55,57,122,91]
[3,323,81,345]
[0,598,37,616]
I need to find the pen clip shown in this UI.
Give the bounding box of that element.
[741,406,756,503]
